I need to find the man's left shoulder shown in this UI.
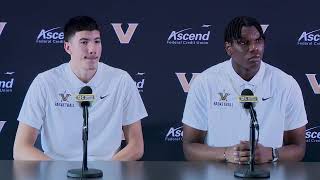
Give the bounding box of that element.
[98,62,131,80]
[264,62,295,82]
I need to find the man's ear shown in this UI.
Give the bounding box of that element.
[64,41,71,55]
[225,42,232,56]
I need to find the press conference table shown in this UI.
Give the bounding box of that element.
[1,160,319,180]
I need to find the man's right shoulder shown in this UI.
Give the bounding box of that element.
[36,63,67,81]
[195,60,229,82]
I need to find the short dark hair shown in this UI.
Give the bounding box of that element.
[64,16,100,42]
[224,16,265,43]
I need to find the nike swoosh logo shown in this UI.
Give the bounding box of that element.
[100,94,109,99]
[262,97,272,101]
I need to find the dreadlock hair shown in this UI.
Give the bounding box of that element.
[64,16,100,42]
[224,16,265,43]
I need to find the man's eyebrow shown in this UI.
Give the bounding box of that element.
[79,37,101,41]
[79,38,89,41]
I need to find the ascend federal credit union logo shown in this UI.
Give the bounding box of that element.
[0,72,15,93]
[297,28,320,46]
[36,27,64,44]
[134,72,145,93]
[167,25,212,45]
[306,126,320,143]
[165,126,183,141]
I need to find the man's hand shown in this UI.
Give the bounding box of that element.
[225,141,249,164]
[225,141,272,164]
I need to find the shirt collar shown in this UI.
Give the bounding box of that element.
[226,58,265,93]
[65,62,101,92]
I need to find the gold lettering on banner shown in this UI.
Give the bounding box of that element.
[176,73,200,93]
[111,23,138,44]
[306,74,320,94]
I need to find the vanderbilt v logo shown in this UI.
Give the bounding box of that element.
[306,74,320,94]
[111,23,138,44]
[261,24,269,33]
[176,73,200,93]
[0,22,7,36]
[0,121,6,133]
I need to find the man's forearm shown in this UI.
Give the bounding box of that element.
[14,146,51,160]
[183,142,227,161]
[278,144,305,161]
[112,143,143,161]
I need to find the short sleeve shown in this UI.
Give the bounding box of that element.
[17,75,46,130]
[182,75,208,131]
[121,72,148,126]
[284,77,308,130]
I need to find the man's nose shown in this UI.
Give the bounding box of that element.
[88,43,96,55]
[249,42,258,52]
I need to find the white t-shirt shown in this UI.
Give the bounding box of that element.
[18,62,148,160]
[182,59,307,148]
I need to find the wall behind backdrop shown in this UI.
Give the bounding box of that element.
[1,0,320,161]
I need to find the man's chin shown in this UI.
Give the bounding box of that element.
[83,63,98,71]
[88,65,98,71]
[85,60,98,67]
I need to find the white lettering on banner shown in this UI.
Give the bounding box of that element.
[298,29,320,42]
[168,28,210,41]
[136,72,146,92]
[0,121,6,133]
[176,73,199,93]
[0,22,7,36]
[165,126,183,141]
[134,72,145,92]
[0,78,14,88]
[306,74,320,94]
[111,23,138,44]
[297,29,320,46]
[36,27,64,44]
[0,72,15,93]
[306,126,320,143]
[167,25,211,45]
[37,27,64,40]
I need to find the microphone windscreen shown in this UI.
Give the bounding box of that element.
[240,89,256,109]
[79,86,92,94]
[241,89,254,96]
[77,86,94,107]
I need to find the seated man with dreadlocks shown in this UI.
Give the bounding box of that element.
[182,16,307,164]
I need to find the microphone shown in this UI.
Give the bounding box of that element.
[67,86,103,178]
[238,89,258,109]
[239,89,258,129]
[75,86,94,107]
[234,89,270,178]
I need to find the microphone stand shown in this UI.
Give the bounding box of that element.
[67,105,103,178]
[234,105,270,178]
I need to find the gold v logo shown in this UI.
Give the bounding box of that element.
[59,93,71,102]
[306,74,320,94]
[111,23,138,44]
[218,92,230,101]
[0,22,7,36]
[176,73,199,93]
